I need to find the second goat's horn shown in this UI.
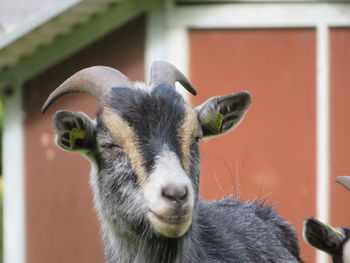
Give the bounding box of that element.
[335,176,350,191]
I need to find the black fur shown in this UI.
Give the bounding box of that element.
[109,85,186,172]
[101,199,304,263]
[332,228,350,263]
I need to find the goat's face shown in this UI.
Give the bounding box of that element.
[95,85,200,238]
[42,61,251,238]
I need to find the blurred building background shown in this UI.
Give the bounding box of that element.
[0,0,350,263]
[0,0,59,34]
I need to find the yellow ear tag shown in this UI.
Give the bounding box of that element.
[69,128,87,150]
[204,111,224,132]
[324,223,344,247]
[325,223,344,236]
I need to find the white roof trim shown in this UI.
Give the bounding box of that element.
[0,0,122,72]
[0,0,82,50]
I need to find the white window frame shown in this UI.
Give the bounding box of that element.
[146,2,350,262]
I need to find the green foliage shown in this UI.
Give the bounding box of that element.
[0,99,2,175]
[0,99,3,263]
[0,182,3,263]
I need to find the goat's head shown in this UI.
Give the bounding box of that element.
[303,176,350,263]
[42,61,251,239]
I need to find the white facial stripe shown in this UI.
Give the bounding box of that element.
[344,239,350,263]
[144,148,194,214]
[143,148,194,237]
[152,149,191,187]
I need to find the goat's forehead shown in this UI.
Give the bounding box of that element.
[106,84,190,122]
[97,83,198,145]
[97,85,198,183]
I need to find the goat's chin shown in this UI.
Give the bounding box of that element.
[148,211,192,238]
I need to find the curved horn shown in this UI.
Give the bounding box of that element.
[41,66,133,113]
[335,176,350,191]
[150,60,197,95]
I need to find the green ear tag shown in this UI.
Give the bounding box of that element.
[69,128,87,150]
[204,111,224,132]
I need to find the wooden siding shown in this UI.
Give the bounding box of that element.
[190,29,316,262]
[330,28,350,227]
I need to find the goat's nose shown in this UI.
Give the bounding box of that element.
[162,185,188,204]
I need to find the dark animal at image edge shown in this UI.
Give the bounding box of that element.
[303,176,350,263]
[42,60,305,263]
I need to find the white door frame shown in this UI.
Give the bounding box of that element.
[146,2,350,262]
[3,83,26,263]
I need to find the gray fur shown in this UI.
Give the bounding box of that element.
[50,79,303,263]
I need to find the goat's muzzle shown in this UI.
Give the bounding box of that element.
[143,150,194,238]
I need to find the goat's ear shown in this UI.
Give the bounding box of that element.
[53,110,96,153]
[303,217,345,256]
[196,91,251,139]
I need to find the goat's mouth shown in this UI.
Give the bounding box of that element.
[148,209,192,238]
[149,210,190,225]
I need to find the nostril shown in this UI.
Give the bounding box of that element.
[179,188,188,201]
[162,186,188,203]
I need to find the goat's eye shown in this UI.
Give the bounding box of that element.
[100,143,121,150]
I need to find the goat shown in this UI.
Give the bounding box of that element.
[42,61,304,263]
[303,176,350,263]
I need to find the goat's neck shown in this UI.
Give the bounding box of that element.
[102,222,199,263]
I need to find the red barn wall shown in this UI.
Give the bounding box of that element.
[330,28,350,227]
[24,16,145,263]
[189,29,316,262]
